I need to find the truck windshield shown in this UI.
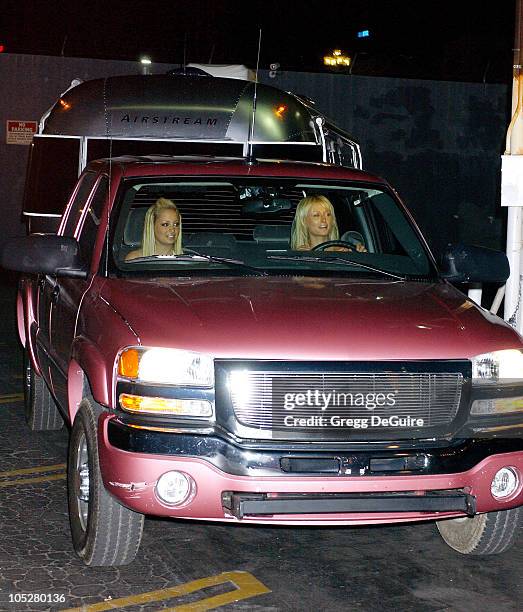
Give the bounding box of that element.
[111,178,436,279]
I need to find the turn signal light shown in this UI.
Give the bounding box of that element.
[118,348,140,378]
[119,393,213,417]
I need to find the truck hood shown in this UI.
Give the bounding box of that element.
[99,276,520,360]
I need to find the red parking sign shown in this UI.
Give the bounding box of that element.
[6,120,37,145]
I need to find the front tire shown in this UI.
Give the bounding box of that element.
[23,352,63,430]
[67,397,144,566]
[436,507,521,555]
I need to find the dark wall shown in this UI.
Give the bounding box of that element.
[260,71,509,254]
[0,54,509,255]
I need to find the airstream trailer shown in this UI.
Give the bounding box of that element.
[23,73,361,233]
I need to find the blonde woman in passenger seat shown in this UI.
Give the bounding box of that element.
[125,198,182,260]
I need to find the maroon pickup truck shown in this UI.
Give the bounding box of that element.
[3,155,523,566]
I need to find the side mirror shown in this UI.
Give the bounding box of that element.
[440,243,509,284]
[1,234,88,278]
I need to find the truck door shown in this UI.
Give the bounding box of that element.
[47,174,106,408]
[35,172,98,393]
[35,274,56,386]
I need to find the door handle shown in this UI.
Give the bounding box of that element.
[51,286,60,304]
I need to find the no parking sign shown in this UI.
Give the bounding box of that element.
[6,120,37,145]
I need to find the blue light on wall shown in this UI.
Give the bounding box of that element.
[357,30,370,38]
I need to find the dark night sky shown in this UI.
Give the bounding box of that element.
[1,1,517,82]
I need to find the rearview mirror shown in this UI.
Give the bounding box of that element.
[241,198,292,215]
[1,234,88,278]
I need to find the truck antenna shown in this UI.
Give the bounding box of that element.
[182,32,187,75]
[246,28,262,165]
[103,77,113,276]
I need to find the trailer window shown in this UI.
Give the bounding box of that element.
[23,136,81,216]
[86,139,243,163]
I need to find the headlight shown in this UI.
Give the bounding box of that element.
[118,347,214,386]
[472,349,523,384]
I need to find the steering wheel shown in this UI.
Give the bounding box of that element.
[312,240,355,252]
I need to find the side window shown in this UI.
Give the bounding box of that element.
[77,177,108,258]
[367,204,405,254]
[367,194,427,268]
[61,172,98,237]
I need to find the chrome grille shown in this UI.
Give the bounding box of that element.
[229,371,463,430]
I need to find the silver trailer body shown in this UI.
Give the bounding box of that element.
[24,74,361,231]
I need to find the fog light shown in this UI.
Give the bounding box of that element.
[155,471,195,506]
[471,397,523,414]
[491,467,519,500]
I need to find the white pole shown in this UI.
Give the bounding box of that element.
[467,286,483,305]
[502,0,523,327]
[504,206,523,324]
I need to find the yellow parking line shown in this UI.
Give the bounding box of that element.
[0,463,66,478]
[0,463,67,487]
[0,393,23,404]
[165,571,271,611]
[62,571,271,612]
[0,473,66,487]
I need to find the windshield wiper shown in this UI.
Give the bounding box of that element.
[184,249,268,275]
[128,249,268,276]
[267,254,407,281]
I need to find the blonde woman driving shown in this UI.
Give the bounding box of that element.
[290,195,366,252]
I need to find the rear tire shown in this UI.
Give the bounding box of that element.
[23,352,63,430]
[437,507,521,555]
[67,396,144,566]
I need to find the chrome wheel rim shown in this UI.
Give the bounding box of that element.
[24,360,32,393]
[75,432,90,531]
[24,358,32,405]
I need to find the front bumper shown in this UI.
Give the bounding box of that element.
[98,414,523,524]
